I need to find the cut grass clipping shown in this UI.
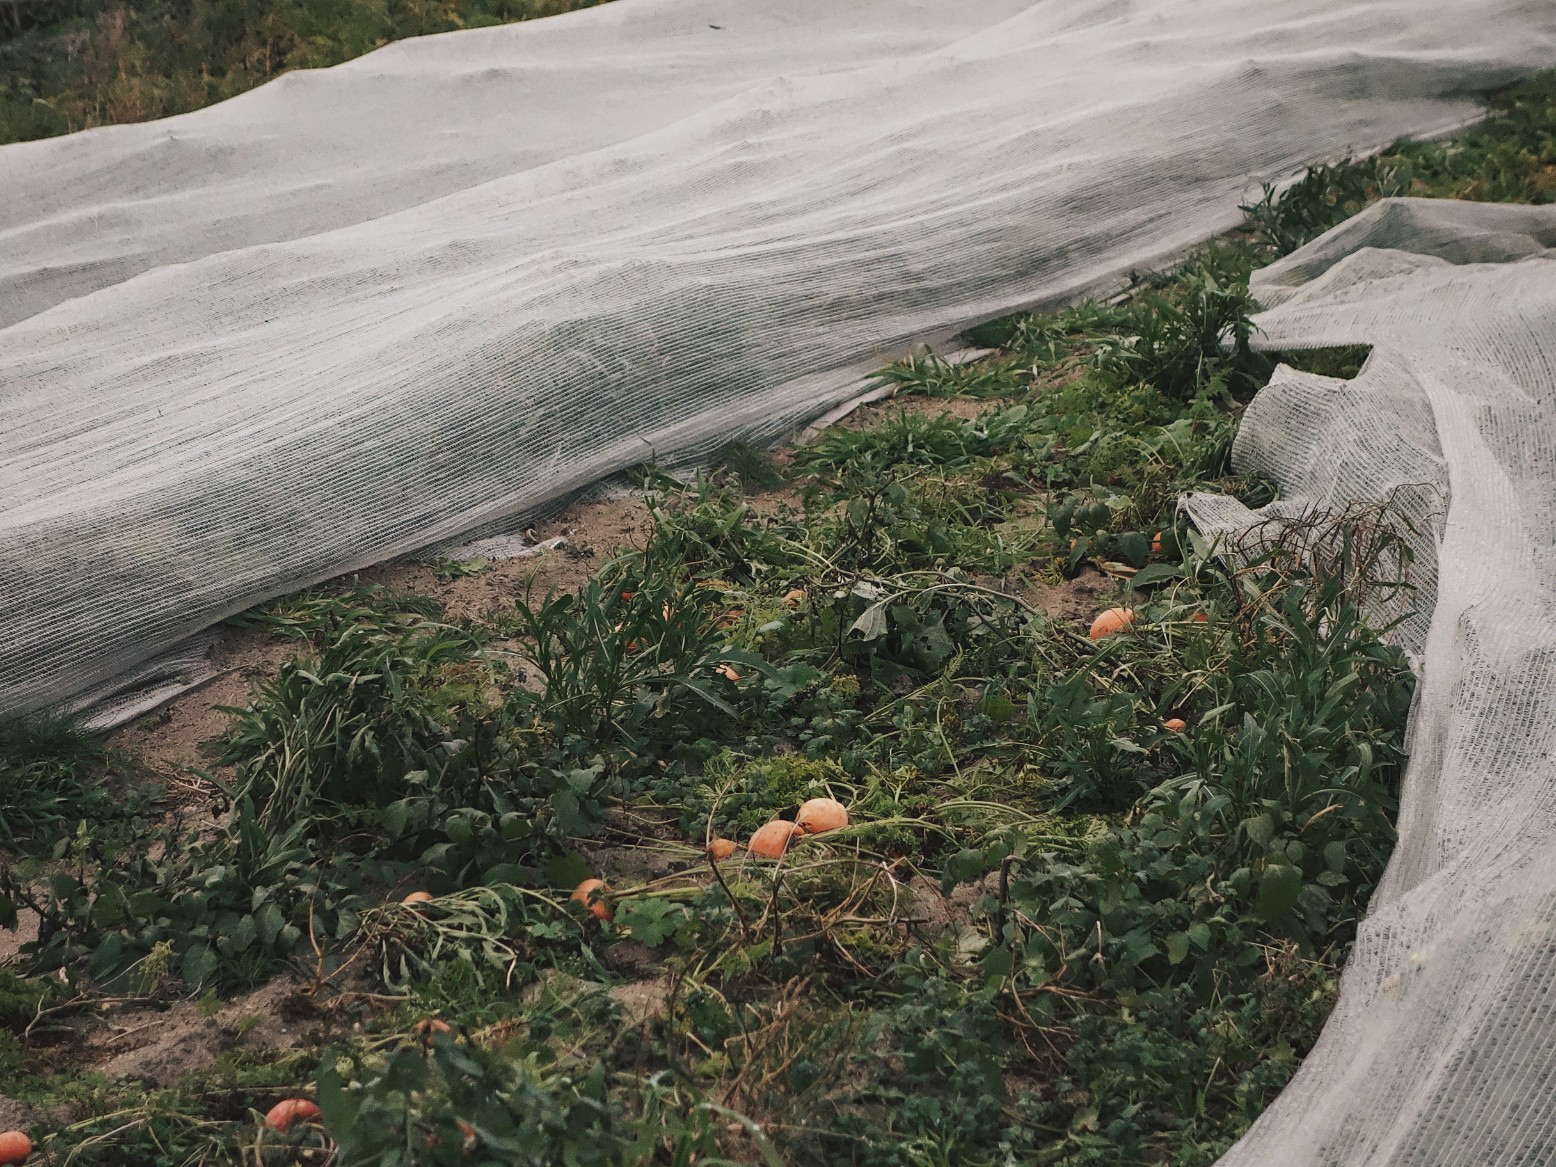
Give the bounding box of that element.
[0,69,1550,1167]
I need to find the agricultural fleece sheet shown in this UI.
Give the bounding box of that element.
[1187,197,1556,1165]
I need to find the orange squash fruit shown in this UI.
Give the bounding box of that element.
[707,838,738,861]
[413,1018,453,1041]
[571,878,612,921]
[796,798,849,835]
[264,1098,321,1132]
[1089,607,1134,640]
[748,820,802,859]
[0,1131,31,1165]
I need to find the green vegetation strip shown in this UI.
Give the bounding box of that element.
[0,0,606,144]
[0,71,1551,1167]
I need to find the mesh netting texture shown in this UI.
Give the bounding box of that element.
[1185,198,1556,1165]
[1,0,1554,727]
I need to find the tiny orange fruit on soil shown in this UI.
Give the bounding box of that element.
[707,838,738,861]
[413,1018,454,1041]
[748,819,803,859]
[1191,612,1209,624]
[265,1098,321,1132]
[783,588,807,607]
[401,890,434,907]
[0,1131,31,1164]
[1151,531,1163,554]
[571,878,612,921]
[1089,607,1134,640]
[1163,718,1187,733]
[716,664,741,683]
[796,797,849,835]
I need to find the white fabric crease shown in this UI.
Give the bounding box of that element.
[1188,197,1556,1166]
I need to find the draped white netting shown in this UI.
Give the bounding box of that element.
[1188,197,1556,1166]
[4,0,1552,720]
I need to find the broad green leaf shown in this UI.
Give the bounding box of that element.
[1259,863,1303,921]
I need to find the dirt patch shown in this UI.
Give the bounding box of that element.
[73,977,327,1087]
[0,911,40,966]
[0,1094,66,1137]
[369,492,654,625]
[905,873,986,940]
[832,391,992,433]
[608,978,670,1026]
[105,493,655,773]
[109,627,294,778]
[977,562,1120,630]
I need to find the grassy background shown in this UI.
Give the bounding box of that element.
[0,0,602,144]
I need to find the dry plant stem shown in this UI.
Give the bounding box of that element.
[707,851,753,942]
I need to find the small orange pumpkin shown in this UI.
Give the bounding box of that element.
[264,1098,321,1132]
[1162,718,1187,733]
[748,820,803,859]
[0,1131,31,1165]
[413,1018,454,1041]
[715,664,742,683]
[782,588,807,608]
[401,890,434,907]
[571,878,612,921]
[796,798,849,835]
[1089,607,1135,640]
[707,838,738,861]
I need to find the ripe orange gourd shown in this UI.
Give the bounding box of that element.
[748,820,802,859]
[796,798,849,835]
[707,838,738,861]
[716,664,741,683]
[0,1131,31,1165]
[1191,612,1209,624]
[401,890,434,907]
[265,1098,321,1132]
[783,588,807,607]
[413,1018,453,1041]
[1089,607,1134,640]
[571,878,612,920]
[1163,718,1187,733]
[1151,531,1163,554]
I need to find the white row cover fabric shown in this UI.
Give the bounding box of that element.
[1188,198,1556,1166]
[2,0,1554,724]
